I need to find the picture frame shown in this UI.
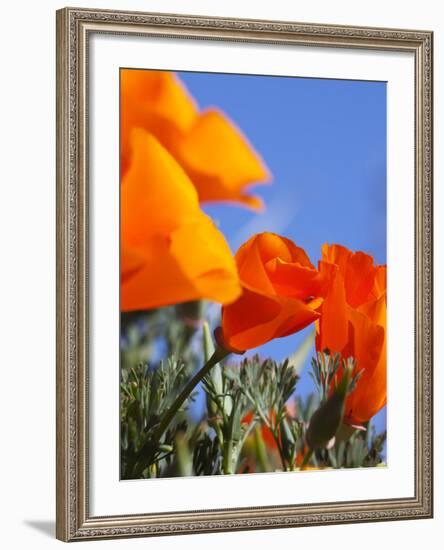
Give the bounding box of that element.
[56,6,433,542]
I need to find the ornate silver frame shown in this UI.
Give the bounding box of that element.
[56,7,433,542]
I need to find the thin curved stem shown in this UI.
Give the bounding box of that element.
[153,347,230,444]
[132,347,230,478]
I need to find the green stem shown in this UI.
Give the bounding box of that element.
[250,404,287,471]
[153,347,230,444]
[254,425,271,473]
[222,398,241,475]
[300,448,313,470]
[215,424,224,449]
[273,432,288,472]
[132,347,230,478]
[223,438,234,474]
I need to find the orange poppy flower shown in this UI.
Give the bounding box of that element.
[219,233,324,352]
[120,128,242,311]
[120,69,271,210]
[316,244,387,426]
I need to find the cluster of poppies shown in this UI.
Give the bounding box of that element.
[120,69,269,311]
[220,234,387,427]
[120,69,387,428]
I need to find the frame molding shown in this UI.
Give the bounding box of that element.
[56,7,433,542]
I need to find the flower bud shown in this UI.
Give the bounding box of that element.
[306,365,352,450]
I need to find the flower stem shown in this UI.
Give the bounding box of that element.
[300,448,313,471]
[223,438,234,474]
[132,346,230,478]
[254,425,271,472]
[153,346,230,444]
[274,434,288,472]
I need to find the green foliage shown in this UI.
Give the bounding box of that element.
[321,426,387,469]
[120,306,387,478]
[309,351,362,404]
[120,357,196,478]
[234,355,302,470]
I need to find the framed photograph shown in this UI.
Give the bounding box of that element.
[56,7,433,542]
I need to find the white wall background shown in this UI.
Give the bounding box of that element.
[0,0,441,548]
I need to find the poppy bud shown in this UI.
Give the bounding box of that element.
[306,365,352,450]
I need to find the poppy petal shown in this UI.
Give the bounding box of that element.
[222,289,320,351]
[321,243,352,277]
[316,262,349,353]
[121,130,241,311]
[170,217,241,305]
[176,109,271,209]
[344,251,376,308]
[121,129,199,246]
[344,305,386,424]
[236,236,276,295]
[120,70,197,177]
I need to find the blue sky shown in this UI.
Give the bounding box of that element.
[179,71,387,438]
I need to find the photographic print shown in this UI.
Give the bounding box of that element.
[57,8,433,540]
[119,68,387,480]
